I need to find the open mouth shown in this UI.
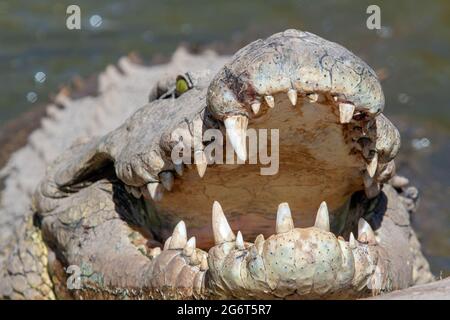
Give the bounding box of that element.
[116,30,400,250]
[141,90,381,248]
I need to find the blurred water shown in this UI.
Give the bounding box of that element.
[0,0,449,275]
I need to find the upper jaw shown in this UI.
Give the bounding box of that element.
[207,29,384,121]
[204,29,394,174]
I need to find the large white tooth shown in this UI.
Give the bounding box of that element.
[212,201,235,245]
[251,102,261,115]
[254,234,265,255]
[287,89,297,106]
[276,202,294,234]
[196,163,207,178]
[146,183,164,201]
[358,218,376,244]
[339,103,355,124]
[224,116,248,161]
[159,171,174,191]
[264,95,275,108]
[174,163,184,176]
[349,232,357,249]
[169,221,187,249]
[183,236,196,256]
[314,201,330,231]
[366,153,378,178]
[235,231,244,250]
[163,236,172,250]
[194,150,207,178]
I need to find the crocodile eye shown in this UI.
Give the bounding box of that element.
[175,73,193,97]
[176,78,189,94]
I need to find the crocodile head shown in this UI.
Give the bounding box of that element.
[33,30,405,299]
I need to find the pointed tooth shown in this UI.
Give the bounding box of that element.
[358,218,376,244]
[287,89,297,106]
[174,163,184,176]
[349,232,357,249]
[224,116,248,161]
[276,202,294,234]
[163,236,172,250]
[235,231,244,250]
[307,93,319,102]
[196,163,207,178]
[159,171,174,191]
[194,150,207,178]
[212,201,235,245]
[183,237,196,256]
[339,103,355,124]
[264,95,275,108]
[366,153,378,178]
[146,182,164,201]
[125,185,132,194]
[200,255,209,271]
[251,102,261,115]
[314,201,330,231]
[169,221,187,249]
[254,234,265,255]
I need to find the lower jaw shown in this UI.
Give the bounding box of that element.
[145,95,367,249]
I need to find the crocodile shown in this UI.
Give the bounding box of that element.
[0,29,434,299]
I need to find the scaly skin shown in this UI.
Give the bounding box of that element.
[0,30,434,299]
